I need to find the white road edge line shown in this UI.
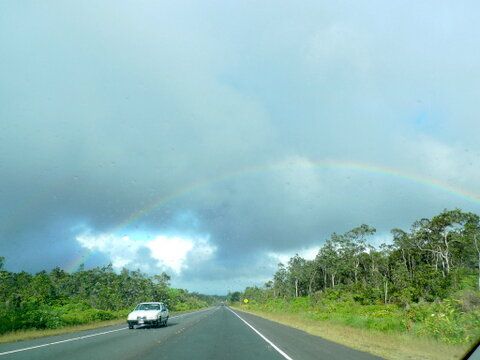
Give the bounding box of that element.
[0,328,127,356]
[227,307,294,360]
[0,307,215,356]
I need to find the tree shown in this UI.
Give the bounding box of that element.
[273,263,289,298]
[464,213,480,290]
[411,209,471,277]
[319,237,341,288]
[227,291,241,303]
[287,255,310,297]
[342,225,376,284]
[242,209,480,309]
[377,244,393,304]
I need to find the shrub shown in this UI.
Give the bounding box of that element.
[245,294,480,344]
[455,290,480,312]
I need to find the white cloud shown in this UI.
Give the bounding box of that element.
[76,232,216,274]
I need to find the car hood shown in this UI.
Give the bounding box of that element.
[128,310,160,320]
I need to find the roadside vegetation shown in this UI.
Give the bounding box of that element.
[0,319,125,344]
[232,305,468,360]
[229,209,480,359]
[0,259,221,338]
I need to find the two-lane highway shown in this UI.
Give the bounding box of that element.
[0,307,382,359]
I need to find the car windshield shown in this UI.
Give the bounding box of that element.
[135,304,160,311]
[1,2,479,360]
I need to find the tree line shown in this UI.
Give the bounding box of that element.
[240,209,480,305]
[0,260,220,333]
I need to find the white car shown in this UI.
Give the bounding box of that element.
[127,302,169,329]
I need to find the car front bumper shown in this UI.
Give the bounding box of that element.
[127,318,159,326]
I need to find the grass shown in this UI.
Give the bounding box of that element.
[0,319,125,344]
[232,306,472,360]
[0,308,207,345]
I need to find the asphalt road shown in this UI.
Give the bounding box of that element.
[0,306,382,360]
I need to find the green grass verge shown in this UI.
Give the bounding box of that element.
[232,306,471,360]
[239,294,480,344]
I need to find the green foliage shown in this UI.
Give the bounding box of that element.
[240,209,480,344]
[0,263,214,335]
[244,294,480,344]
[404,296,480,343]
[226,291,242,303]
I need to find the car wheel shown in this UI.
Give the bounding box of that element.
[128,325,134,329]
[163,317,168,327]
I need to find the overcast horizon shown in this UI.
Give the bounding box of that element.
[1,1,480,295]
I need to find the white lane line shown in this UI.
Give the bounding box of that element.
[227,307,294,360]
[0,328,127,356]
[0,308,216,357]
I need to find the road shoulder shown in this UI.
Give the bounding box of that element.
[231,306,466,360]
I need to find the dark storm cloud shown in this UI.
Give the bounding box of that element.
[1,1,480,293]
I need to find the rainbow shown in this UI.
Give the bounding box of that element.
[66,158,480,272]
[66,248,91,273]
[113,158,480,228]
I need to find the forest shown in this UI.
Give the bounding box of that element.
[0,260,220,335]
[232,209,480,344]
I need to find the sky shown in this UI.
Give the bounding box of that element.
[1,1,480,294]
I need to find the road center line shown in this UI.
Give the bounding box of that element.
[227,307,294,360]
[0,308,215,356]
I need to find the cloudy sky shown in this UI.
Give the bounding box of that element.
[1,1,479,294]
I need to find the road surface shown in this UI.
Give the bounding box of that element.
[0,306,382,360]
